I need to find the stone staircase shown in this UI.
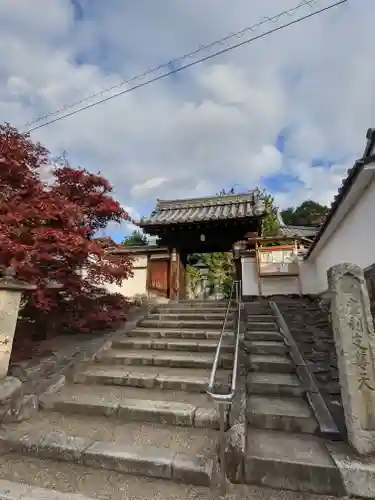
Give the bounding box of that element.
[0,298,351,498]
[244,301,345,496]
[0,300,236,497]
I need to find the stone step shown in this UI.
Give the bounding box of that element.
[113,337,233,353]
[247,395,318,434]
[97,349,233,369]
[247,372,304,397]
[245,341,287,356]
[248,354,294,373]
[247,314,275,321]
[73,365,231,393]
[149,313,231,321]
[246,311,273,317]
[0,479,96,500]
[0,454,299,500]
[0,414,216,487]
[127,328,233,340]
[139,319,234,330]
[155,307,233,314]
[246,321,279,332]
[40,385,222,430]
[245,304,271,310]
[244,330,284,342]
[158,301,232,309]
[244,428,344,495]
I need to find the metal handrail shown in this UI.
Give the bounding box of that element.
[206,279,242,493]
[207,279,241,402]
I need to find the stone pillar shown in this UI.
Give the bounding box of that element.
[0,267,36,380]
[328,263,375,455]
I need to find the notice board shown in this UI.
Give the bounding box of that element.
[258,246,299,277]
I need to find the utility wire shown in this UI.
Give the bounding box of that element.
[25,0,347,134]
[22,0,317,129]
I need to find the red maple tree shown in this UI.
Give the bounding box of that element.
[0,124,134,360]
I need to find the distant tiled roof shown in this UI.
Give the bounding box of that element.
[279,225,320,239]
[140,192,266,226]
[306,127,375,258]
[276,211,320,239]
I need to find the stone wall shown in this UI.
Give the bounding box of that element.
[273,296,346,438]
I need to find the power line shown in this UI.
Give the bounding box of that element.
[22,0,318,129]
[25,0,347,134]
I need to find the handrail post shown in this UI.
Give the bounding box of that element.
[219,401,227,494]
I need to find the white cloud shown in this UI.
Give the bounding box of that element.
[131,178,169,199]
[0,0,373,234]
[122,205,140,221]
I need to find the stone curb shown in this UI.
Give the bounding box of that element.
[156,302,232,309]
[223,307,247,484]
[139,320,235,330]
[39,394,224,429]
[73,368,230,394]
[0,430,214,487]
[269,300,340,439]
[326,441,375,498]
[97,351,233,370]
[152,312,233,318]
[0,479,96,500]
[127,329,231,339]
[112,338,234,353]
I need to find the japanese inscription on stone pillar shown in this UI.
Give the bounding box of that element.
[328,263,375,455]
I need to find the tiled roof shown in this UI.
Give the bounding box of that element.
[140,192,266,226]
[279,225,320,239]
[306,127,375,258]
[276,211,320,239]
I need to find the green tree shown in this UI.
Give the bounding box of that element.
[186,264,203,298]
[254,187,278,237]
[281,200,328,226]
[201,252,235,299]
[218,186,278,237]
[123,229,149,247]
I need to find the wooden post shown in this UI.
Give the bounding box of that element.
[255,240,262,297]
[169,248,179,301]
[179,252,187,300]
[294,239,302,296]
[146,254,151,297]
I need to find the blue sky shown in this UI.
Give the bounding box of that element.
[0,0,374,242]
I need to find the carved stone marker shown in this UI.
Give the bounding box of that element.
[328,263,375,455]
[0,267,35,380]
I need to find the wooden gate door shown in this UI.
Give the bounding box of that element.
[148,259,170,297]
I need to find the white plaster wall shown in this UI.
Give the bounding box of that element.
[104,254,148,298]
[241,257,258,296]
[242,256,302,296]
[299,259,319,295]
[306,178,375,294]
[260,277,300,296]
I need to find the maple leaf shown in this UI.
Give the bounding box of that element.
[0,124,133,353]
